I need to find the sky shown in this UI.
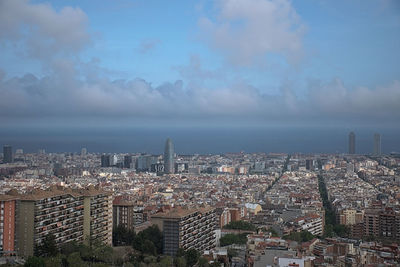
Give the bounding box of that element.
[0,0,399,131]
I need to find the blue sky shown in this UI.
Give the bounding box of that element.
[0,0,399,128]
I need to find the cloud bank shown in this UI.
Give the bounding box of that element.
[198,0,306,66]
[0,69,399,125]
[0,0,90,62]
[0,0,399,127]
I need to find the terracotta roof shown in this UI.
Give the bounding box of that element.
[151,206,214,219]
[1,185,110,201]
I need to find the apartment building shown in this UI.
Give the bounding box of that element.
[0,195,17,256]
[82,187,113,246]
[151,206,217,256]
[364,207,400,239]
[1,186,112,258]
[295,213,324,236]
[113,197,144,230]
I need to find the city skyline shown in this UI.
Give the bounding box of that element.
[0,1,400,265]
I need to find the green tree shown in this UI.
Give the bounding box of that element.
[219,233,247,246]
[24,256,45,267]
[44,256,63,267]
[175,257,187,267]
[198,257,209,267]
[185,248,200,267]
[175,248,186,258]
[141,240,157,255]
[333,225,350,237]
[267,227,279,237]
[159,256,174,267]
[35,234,58,257]
[67,252,85,267]
[282,231,315,242]
[60,240,79,256]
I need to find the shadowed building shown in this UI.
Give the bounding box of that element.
[101,154,111,167]
[151,207,216,256]
[373,133,381,156]
[348,132,355,154]
[5,186,113,258]
[3,145,13,163]
[164,138,174,174]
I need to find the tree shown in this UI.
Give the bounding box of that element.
[67,252,85,267]
[142,240,157,256]
[35,234,58,257]
[175,257,187,267]
[44,256,63,267]
[159,256,174,267]
[267,227,279,237]
[333,225,350,237]
[24,256,45,267]
[282,231,315,242]
[198,257,209,267]
[219,233,247,246]
[175,248,186,258]
[185,248,200,267]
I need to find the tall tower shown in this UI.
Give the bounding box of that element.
[348,132,355,154]
[164,138,174,174]
[3,145,13,163]
[373,133,381,156]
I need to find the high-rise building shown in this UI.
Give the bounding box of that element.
[101,154,111,167]
[348,132,355,154]
[113,197,144,231]
[124,155,133,169]
[164,138,174,174]
[81,148,87,156]
[151,207,216,256]
[7,186,112,257]
[3,145,13,163]
[373,133,381,156]
[0,195,17,255]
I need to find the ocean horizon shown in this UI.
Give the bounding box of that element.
[1,126,399,155]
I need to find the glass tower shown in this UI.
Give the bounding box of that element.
[164,138,174,174]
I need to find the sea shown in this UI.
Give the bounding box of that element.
[0,126,399,155]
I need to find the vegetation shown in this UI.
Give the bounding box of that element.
[223,220,256,231]
[282,230,315,243]
[22,225,220,267]
[220,233,248,246]
[113,224,163,255]
[267,227,279,237]
[318,173,351,238]
[26,237,114,267]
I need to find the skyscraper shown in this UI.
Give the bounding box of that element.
[3,145,13,163]
[348,132,355,154]
[164,138,174,174]
[373,133,381,156]
[101,154,111,167]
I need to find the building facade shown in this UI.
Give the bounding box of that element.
[373,133,381,156]
[151,207,217,256]
[2,186,112,258]
[349,132,355,154]
[3,145,13,164]
[164,138,174,174]
[0,196,17,256]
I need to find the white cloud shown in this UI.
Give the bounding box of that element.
[0,0,91,61]
[0,65,399,125]
[198,0,306,66]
